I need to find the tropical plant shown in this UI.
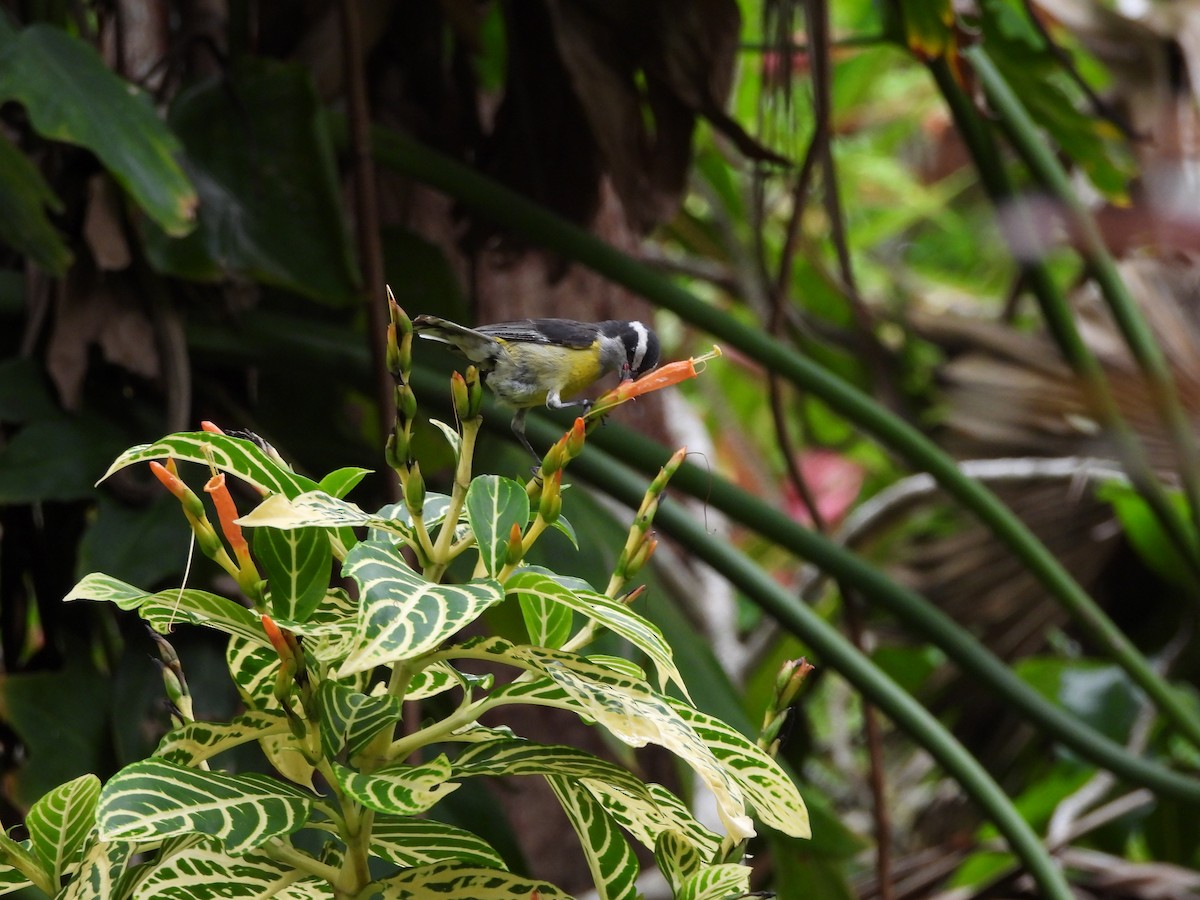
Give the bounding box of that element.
[0,300,809,899]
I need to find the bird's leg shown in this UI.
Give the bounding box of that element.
[510,408,541,464]
[545,390,591,412]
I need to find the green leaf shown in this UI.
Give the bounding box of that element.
[1097,481,1195,589]
[337,541,504,677]
[0,24,195,235]
[76,494,191,588]
[101,431,316,498]
[144,58,357,304]
[368,817,506,869]
[360,863,573,900]
[517,588,574,649]
[0,833,48,895]
[675,862,751,900]
[97,759,311,853]
[239,491,415,543]
[667,698,810,839]
[654,830,701,893]
[0,131,71,273]
[24,773,100,882]
[547,775,639,900]
[581,780,722,860]
[315,680,404,761]
[318,467,372,499]
[123,836,320,899]
[0,357,58,423]
[465,475,529,576]
[64,573,269,646]
[0,414,129,502]
[463,638,754,841]
[154,710,292,767]
[505,570,687,697]
[57,836,133,900]
[330,755,459,816]
[254,525,333,622]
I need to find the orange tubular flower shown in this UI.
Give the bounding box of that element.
[201,421,226,435]
[591,346,722,416]
[204,472,250,563]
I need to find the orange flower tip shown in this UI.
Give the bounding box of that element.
[508,521,523,543]
[203,472,227,493]
[623,584,647,603]
[201,421,225,435]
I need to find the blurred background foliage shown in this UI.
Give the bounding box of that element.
[2,0,1200,896]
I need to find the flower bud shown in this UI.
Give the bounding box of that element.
[451,371,470,421]
[465,366,483,418]
[565,417,587,459]
[405,461,426,513]
[395,384,417,424]
[506,521,524,566]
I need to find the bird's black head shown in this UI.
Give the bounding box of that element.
[607,320,659,380]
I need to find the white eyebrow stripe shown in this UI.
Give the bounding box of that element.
[629,322,649,369]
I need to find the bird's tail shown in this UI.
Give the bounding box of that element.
[412,315,500,363]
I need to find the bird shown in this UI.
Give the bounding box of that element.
[412,315,660,460]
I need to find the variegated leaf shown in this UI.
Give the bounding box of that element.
[451,740,649,800]
[24,773,100,882]
[676,862,751,900]
[360,862,573,899]
[547,775,639,900]
[330,755,459,816]
[318,466,371,498]
[101,432,314,498]
[254,524,332,622]
[368,816,505,869]
[429,418,462,460]
[367,497,455,544]
[467,638,753,840]
[154,710,291,767]
[653,830,702,893]
[406,662,490,700]
[66,574,269,645]
[239,491,413,543]
[57,836,133,900]
[504,571,686,696]
[582,781,721,859]
[667,699,810,839]
[98,759,310,853]
[227,636,283,708]
[0,834,42,895]
[315,680,403,760]
[464,475,528,576]
[126,836,320,899]
[336,542,504,677]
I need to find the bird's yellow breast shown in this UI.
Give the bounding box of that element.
[488,340,605,407]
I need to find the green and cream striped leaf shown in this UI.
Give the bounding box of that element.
[329,755,458,816]
[24,773,100,882]
[360,863,573,900]
[675,863,751,900]
[582,781,721,859]
[504,571,686,697]
[0,834,41,895]
[368,817,505,869]
[653,830,702,893]
[336,542,504,677]
[464,476,529,576]
[547,775,639,900]
[367,497,455,544]
[254,525,332,623]
[468,639,753,840]
[239,491,413,543]
[125,837,322,899]
[101,432,314,497]
[667,699,810,839]
[315,680,403,760]
[65,574,269,645]
[154,710,292,767]
[318,466,371,499]
[227,636,281,708]
[57,836,133,900]
[98,759,310,854]
[451,740,649,800]
[406,661,489,700]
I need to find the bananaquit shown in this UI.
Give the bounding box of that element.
[412,315,660,459]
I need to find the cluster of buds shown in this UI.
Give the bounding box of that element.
[149,457,264,608]
[385,287,417,471]
[760,657,815,756]
[149,631,194,727]
[451,366,484,423]
[611,446,687,584]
